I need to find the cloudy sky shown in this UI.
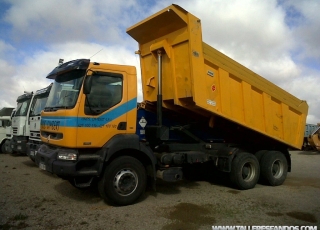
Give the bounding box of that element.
[0,0,319,124]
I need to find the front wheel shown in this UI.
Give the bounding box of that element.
[260,151,288,186]
[230,152,260,190]
[4,140,12,154]
[98,156,147,206]
[0,143,5,153]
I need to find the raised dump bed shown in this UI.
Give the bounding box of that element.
[127,4,308,149]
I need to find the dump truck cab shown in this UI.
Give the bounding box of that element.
[38,59,138,149]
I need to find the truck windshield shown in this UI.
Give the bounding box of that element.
[15,99,32,116]
[45,71,84,109]
[30,96,48,116]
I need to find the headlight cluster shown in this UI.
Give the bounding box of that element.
[57,153,77,161]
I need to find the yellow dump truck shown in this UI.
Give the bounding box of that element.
[302,123,319,150]
[307,124,320,151]
[35,4,308,205]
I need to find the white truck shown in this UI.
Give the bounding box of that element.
[10,91,35,154]
[4,109,16,153]
[27,84,52,161]
[0,107,15,153]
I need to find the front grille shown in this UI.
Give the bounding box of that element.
[41,131,63,140]
[12,127,18,135]
[29,131,41,141]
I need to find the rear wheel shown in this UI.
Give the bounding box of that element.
[230,152,260,190]
[260,151,287,186]
[98,156,146,206]
[255,150,268,164]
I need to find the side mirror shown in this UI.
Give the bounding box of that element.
[11,110,16,119]
[83,75,92,94]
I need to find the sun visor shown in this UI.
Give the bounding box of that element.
[46,59,90,79]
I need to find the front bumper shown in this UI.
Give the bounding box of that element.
[11,136,28,154]
[35,144,78,176]
[35,144,102,177]
[26,141,41,161]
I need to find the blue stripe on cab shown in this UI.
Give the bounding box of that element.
[41,98,137,128]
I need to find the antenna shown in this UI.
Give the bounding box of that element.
[89,49,103,59]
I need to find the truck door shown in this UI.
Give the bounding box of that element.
[76,71,131,147]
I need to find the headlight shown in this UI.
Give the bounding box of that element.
[57,153,77,161]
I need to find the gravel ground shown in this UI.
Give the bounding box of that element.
[1,151,320,229]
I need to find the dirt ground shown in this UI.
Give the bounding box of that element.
[1,151,320,229]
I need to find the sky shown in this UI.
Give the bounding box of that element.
[0,0,319,124]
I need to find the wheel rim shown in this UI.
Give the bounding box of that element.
[113,168,138,196]
[271,159,283,178]
[241,162,256,182]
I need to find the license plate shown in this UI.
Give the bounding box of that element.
[30,151,34,156]
[39,163,46,171]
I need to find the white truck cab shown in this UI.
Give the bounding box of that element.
[0,107,15,153]
[27,84,52,161]
[10,92,34,154]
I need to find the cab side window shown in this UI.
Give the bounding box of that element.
[85,73,123,115]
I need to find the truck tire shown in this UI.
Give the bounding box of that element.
[0,143,5,153]
[260,151,287,186]
[230,152,260,190]
[255,150,268,164]
[98,156,147,206]
[4,140,12,154]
